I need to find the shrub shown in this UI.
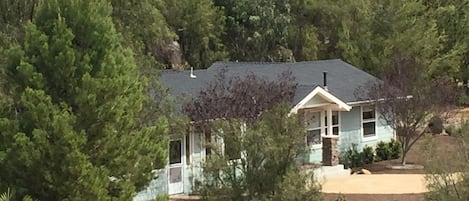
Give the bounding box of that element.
[362,146,375,164]
[375,141,390,161]
[341,144,364,169]
[445,125,457,136]
[428,116,444,134]
[388,139,402,160]
[375,140,401,161]
[271,169,322,201]
[155,194,169,201]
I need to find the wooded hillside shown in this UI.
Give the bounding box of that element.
[2,0,469,80]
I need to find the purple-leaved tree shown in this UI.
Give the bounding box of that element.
[356,52,458,165]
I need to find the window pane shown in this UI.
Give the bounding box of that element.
[305,112,320,129]
[362,106,375,120]
[169,167,182,183]
[332,112,339,125]
[186,134,190,165]
[325,111,339,126]
[169,140,182,164]
[205,129,211,155]
[363,122,376,137]
[307,129,321,146]
[326,126,340,136]
[225,139,241,160]
[333,126,339,135]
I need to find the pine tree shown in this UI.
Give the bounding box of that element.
[162,0,227,68]
[0,0,168,200]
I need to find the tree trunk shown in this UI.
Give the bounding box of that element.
[401,152,407,166]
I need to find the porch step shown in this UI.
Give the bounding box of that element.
[169,195,201,201]
[312,164,351,182]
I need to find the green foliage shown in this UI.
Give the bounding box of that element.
[0,0,168,200]
[375,140,401,161]
[388,139,402,160]
[362,146,375,165]
[424,121,469,201]
[111,0,176,69]
[155,193,169,201]
[341,144,364,169]
[334,193,346,201]
[0,188,11,201]
[341,144,375,168]
[162,0,227,68]
[198,104,320,201]
[215,0,291,61]
[375,141,390,161]
[271,170,322,201]
[428,116,444,134]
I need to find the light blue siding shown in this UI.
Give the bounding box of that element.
[305,105,394,164]
[134,170,167,201]
[306,148,322,163]
[184,132,204,194]
[134,132,205,200]
[136,104,395,199]
[339,105,394,153]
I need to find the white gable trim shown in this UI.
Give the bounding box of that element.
[290,86,352,114]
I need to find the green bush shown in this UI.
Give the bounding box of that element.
[445,125,457,136]
[388,139,402,160]
[362,146,375,164]
[375,140,402,161]
[341,144,376,168]
[428,116,444,134]
[155,194,169,201]
[375,141,390,161]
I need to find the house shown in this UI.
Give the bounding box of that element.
[134,59,395,200]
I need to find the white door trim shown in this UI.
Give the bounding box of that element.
[168,138,184,195]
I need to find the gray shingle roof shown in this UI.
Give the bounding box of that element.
[159,59,378,106]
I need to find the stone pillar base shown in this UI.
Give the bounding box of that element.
[322,136,339,166]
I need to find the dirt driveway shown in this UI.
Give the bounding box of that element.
[322,174,427,194]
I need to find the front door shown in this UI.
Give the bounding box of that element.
[168,138,184,194]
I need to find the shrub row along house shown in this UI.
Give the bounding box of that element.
[135,59,394,200]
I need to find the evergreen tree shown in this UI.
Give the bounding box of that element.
[161,0,227,68]
[111,0,177,69]
[0,0,168,200]
[215,0,291,61]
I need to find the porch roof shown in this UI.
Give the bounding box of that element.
[290,86,352,113]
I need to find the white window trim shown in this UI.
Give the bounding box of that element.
[305,110,323,149]
[305,110,341,150]
[326,111,341,136]
[185,132,194,167]
[361,105,378,142]
[215,125,247,163]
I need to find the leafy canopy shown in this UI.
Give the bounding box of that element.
[0,0,168,200]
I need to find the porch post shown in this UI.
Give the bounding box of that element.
[322,136,339,166]
[327,107,332,136]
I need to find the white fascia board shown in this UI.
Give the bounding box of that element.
[290,86,352,114]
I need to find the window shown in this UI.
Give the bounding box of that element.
[305,111,321,146]
[204,128,212,156]
[362,105,376,138]
[185,133,191,165]
[225,139,241,160]
[325,111,339,135]
[205,126,243,161]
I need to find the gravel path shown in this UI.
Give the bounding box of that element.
[321,174,428,194]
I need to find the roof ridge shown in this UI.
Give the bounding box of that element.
[211,59,344,67]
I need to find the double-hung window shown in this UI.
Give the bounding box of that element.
[325,111,339,135]
[305,111,322,146]
[362,105,376,138]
